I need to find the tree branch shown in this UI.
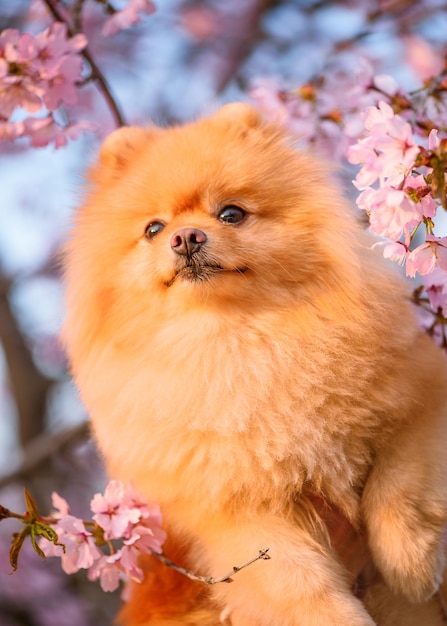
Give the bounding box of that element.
[0,277,51,446]
[0,421,90,490]
[152,548,271,584]
[41,0,126,128]
[212,0,270,95]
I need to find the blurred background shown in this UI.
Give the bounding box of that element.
[0,1,446,624]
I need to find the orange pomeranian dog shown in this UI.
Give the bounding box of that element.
[63,103,447,626]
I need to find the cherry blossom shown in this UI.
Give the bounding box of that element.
[348,101,420,189]
[91,480,142,540]
[0,25,86,115]
[40,514,102,575]
[372,74,399,97]
[0,4,160,147]
[87,553,124,592]
[24,116,97,148]
[122,483,164,529]
[404,175,438,219]
[249,78,293,128]
[50,491,70,518]
[102,0,156,37]
[0,29,43,117]
[406,236,447,278]
[34,23,87,109]
[0,119,25,141]
[37,480,166,593]
[123,523,166,561]
[0,23,89,147]
[403,35,444,82]
[428,128,440,150]
[424,268,447,315]
[345,90,447,338]
[357,186,422,241]
[382,241,408,266]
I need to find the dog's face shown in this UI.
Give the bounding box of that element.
[65,103,358,353]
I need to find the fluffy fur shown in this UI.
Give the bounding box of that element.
[63,103,447,625]
[117,511,447,626]
[118,539,223,626]
[118,552,447,626]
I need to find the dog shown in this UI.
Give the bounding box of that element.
[63,103,447,625]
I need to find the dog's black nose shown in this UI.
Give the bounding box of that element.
[170,228,207,256]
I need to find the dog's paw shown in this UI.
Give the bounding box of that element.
[367,507,446,601]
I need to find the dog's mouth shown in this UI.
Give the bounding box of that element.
[164,263,248,287]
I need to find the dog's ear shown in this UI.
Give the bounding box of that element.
[91,126,159,184]
[99,126,154,170]
[212,102,262,128]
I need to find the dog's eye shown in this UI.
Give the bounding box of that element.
[218,205,246,225]
[144,221,165,240]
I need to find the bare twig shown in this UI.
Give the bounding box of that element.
[152,548,271,584]
[0,421,90,490]
[212,0,270,95]
[72,0,87,33]
[0,277,51,447]
[41,0,126,128]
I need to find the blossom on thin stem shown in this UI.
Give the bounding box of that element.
[42,514,103,574]
[346,94,447,344]
[406,236,447,278]
[424,267,447,316]
[251,63,447,346]
[40,481,166,593]
[91,480,142,540]
[356,186,422,242]
[348,101,421,189]
[0,23,89,147]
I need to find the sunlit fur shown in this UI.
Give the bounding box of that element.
[117,517,447,626]
[63,103,447,626]
[117,539,223,626]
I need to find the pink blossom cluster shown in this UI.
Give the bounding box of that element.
[0,23,95,147]
[347,101,447,323]
[40,480,166,593]
[250,60,390,160]
[0,2,158,147]
[251,63,447,344]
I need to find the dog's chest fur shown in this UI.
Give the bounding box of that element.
[85,309,390,520]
